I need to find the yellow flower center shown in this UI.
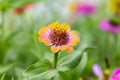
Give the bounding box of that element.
[109,0,120,14]
[48,22,70,46]
[49,22,70,33]
[104,69,110,77]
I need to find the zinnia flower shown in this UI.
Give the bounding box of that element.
[38,22,80,53]
[69,2,97,16]
[69,2,78,14]
[110,68,120,80]
[108,0,120,15]
[100,18,120,35]
[76,3,97,16]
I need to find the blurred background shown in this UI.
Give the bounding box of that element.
[0,0,120,80]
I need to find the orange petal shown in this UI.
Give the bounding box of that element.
[59,45,67,50]
[51,46,59,53]
[71,30,78,36]
[75,37,80,42]
[43,39,51,46]
[38,27,47,35]
[70,41,77,46]
[69,2,77,13]
[66,47,74,53]
[38,37,44,42]
[70,37,80,46]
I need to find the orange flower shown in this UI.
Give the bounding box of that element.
[69,2,78,14]
[14,3,35,15]
[14,7,25,15]
[38,22,80,53]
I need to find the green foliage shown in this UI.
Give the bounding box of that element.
[1,73,6,80]
[0,63,16,74]
[72,52,88,80]
[18,44,93,80]
[0,0,42,11]
[1,0,118,80]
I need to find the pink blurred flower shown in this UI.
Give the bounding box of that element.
[76,3,97,16]
[93,64,103,77]
[25,3,35,9]
[110,68,120,80]
[100,18,120,35]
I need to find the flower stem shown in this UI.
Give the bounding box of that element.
[54,52,59,69]
[51,52,59,80]
[51,77,54,80]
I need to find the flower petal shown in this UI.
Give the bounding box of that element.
[92,64,103,77]
[100,18,111,31]
[38,36,44,42]
[38,27,47,35]
[66,47,74,53]
[59,45,67,50]
[110,68,120,80]
[51,46,59,53]
[69,37,80,46]
[71,30,78,36]
[43,39,51,46]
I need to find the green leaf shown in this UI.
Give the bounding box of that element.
[0,63,16,74]
[57,37,95,71]
[1,73,6,80]
[58,46,92,69]
[15,68,25,78]
[72,52,88,80]
[4,29,22,42]
[22,70,57,80]
[57,66,69,72]
[19,59,53,80]
[58,48,84,69]
[12,77,14,80]
[58,71,72,80]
